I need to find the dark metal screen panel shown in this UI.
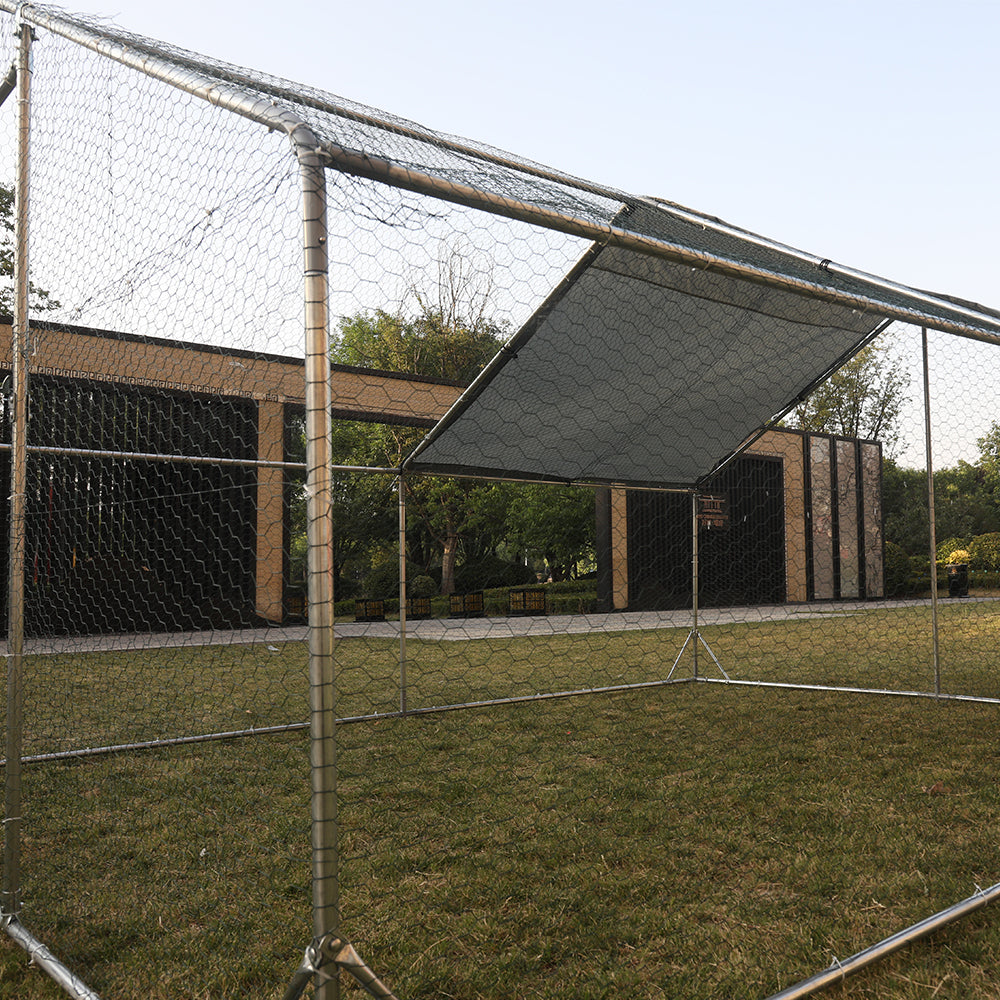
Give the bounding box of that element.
[626,457,785,611]
[1,376,259,635]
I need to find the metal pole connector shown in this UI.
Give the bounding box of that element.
[283,932,399,1000]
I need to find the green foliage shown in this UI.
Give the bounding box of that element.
[361,556,410,599]
[787,337,910,457]
[408,574,437,599]
[933,462,1000,541]
[504,484,596,581]
[883,540,916,597]
[882,460,928,555]
[547,593,599,615]
[935,537,970,564]
[332,241,507,383]
[885,448,1000,559]
[453,555,535,592]
[0,182,59,314]
[967,532,1000,571]
[544,579,596,593]
[334,308,503,384]
[330,473,397,582]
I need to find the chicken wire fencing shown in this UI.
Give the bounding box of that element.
[1,4,1000,999]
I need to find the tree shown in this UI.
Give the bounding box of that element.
[881,459,928,555]
[505,484,595,581]
[933,462,1000,543]
[787,338,910,457]
[881,419,1000,559]
[972,421,1000,505]
[330,246,511,594]
[333,241,506,383]
[403,477,508,595]
[0,183,58,314]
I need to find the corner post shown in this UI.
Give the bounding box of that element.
[299,139,339,999]
[3,17,32,921]
[921,327,940,696]
[398,475,408,715]
[691,492,700,679]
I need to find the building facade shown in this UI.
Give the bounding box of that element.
[596,429,884,611]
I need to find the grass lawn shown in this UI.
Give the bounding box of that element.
[0,602,999,998]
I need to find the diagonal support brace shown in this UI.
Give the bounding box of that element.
[666,629,731,682]
[283,932,399,1000]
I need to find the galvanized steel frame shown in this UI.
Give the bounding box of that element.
[0,4,994,999]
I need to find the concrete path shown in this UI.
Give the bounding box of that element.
[10,594,994,654]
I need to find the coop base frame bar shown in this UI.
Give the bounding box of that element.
[10,672,1000,769]
[3,916,102,999]
[763,879,1000,1000]
[698,676,1000,705]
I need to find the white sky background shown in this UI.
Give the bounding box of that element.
[28,0,1000,466]
[89,0,999,312]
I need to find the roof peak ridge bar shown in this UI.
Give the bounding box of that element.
[634,194,1000,339]
[316,143,1000,345]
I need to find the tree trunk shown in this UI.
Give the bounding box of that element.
[441,531,459,594]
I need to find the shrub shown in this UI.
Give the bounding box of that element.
[408,574,437,598]
[361,559,398,598]
[545,579,594,594]
[968,532,1000,571]
[935,536,969,563]
[548,593,599,615]
[454,555,535,592]
[884,541,915,597]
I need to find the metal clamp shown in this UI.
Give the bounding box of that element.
[283,931,399,1000]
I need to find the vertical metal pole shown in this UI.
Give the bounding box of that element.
[300,144,338,999]
[3,20,31,920]
[691,492,699,680]
[398,476,407,715]
[921,327,941,696]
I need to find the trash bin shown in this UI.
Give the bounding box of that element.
[946,563,969,598]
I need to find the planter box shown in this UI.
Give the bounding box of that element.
[508,588,547,616]
[355,598,386,622]
[406,596,432,620]
[449,591,485,618]
[946,563,969,598]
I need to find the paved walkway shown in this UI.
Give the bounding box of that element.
[10,595,994,654]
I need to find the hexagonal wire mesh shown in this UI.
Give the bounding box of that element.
[1,4,1000,999]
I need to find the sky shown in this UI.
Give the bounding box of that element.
[84,0,999,313]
